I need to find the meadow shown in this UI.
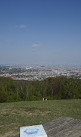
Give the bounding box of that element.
[0,99,81,137]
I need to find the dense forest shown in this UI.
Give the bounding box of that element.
[0,76,81,103]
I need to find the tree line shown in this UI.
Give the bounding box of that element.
[0,76,81,103]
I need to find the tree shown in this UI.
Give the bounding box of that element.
[0,86,7,103]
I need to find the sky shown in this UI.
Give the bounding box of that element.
[0,0,81,66]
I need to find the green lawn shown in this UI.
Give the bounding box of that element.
[0,99,81,137]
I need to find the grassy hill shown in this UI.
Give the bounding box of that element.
[0,99,81,137]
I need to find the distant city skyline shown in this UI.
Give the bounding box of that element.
[0,0,81,65]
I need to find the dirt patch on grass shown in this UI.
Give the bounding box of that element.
[1,108,51,117]
[15,108,51,116]
[0,108,12,114]
[33,109,51,116]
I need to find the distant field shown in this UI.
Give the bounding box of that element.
[0,99,81,137]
